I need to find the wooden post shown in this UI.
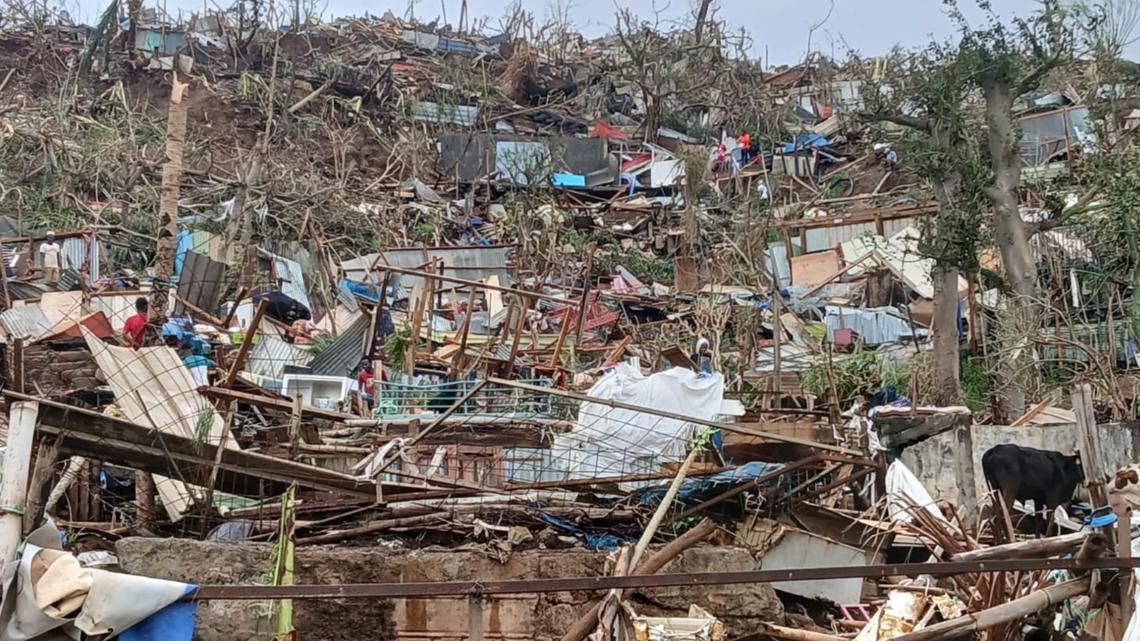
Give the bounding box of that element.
[0,247,11,310]
[288,393,303,458]
[772,289,782,404]
[222,299,268,387]
[949,531,1092,562]
[1073,382,1107,506]
[452,287,477,377]
[134,471,156,530]
[954,421,977,529]
[12,338,23,394]
[573,248,595,345]
[506,291,530,379]
[22,437,59,534]
[1,401,38,565]
[1119,520,1134,628]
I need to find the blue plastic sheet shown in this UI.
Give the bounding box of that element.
[783,134,830,153]
[538,513,626,551]
[637,461,787,507]
[119,584,198,641]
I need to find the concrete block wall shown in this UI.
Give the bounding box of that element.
[899,422,1140,505]
[116,538,784,641]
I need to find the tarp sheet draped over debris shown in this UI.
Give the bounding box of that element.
[83,330,236,521]
[0,521,195,641]
[552,364,725,479]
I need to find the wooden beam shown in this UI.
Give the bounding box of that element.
[5,391,420,500]
[219,287,248,330]
[222,299,268,387]
[372,264,573,305]
[200,386,357,422]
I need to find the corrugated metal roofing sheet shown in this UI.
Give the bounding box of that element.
[246,336,313,379]
[0,306,53,340]
[56,268,83,292]
[308,313,370,378]
[259,249,311,311]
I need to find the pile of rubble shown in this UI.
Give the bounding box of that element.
[0,4,1136,641]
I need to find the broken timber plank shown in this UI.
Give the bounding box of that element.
[6,391,428,501]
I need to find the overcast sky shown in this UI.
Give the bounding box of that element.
[62,0,1140,66]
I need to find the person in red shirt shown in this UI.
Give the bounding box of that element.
[123,297,149,348]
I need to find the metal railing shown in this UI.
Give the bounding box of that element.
[374,378,557,417]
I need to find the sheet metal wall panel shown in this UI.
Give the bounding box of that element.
[174,251,227,316]
[341,246,513,293]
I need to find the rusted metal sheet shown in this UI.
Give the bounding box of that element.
[174,251,227,316]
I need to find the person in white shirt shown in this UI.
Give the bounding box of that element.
[39,231,62,285]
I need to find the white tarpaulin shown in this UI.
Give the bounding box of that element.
[551,364,725,480]
[0,521,191,641]
[885,459,948,524]
[83,330,236,521]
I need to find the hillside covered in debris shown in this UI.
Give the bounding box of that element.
[3,1,1140,641]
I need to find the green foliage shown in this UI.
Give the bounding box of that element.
[411,222,438,242]
[192,408,216,455]
[383,322,413,371]
[800,348,896,404]
[960,357,993,412]
[307,332,336,359]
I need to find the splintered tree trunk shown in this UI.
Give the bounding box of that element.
[149,76,189,334]
[931,261,963,406]
[693,0,713,43]
[982,77,1034,421]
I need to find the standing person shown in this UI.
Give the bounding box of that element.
[691,336,714,375]
[39,231,62,285]
[737,131,752,165]
[123,297,149,348]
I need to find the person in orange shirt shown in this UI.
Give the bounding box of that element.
[737,131,752,165]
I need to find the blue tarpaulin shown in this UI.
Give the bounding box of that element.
[638,461,787,507]
[538,512,627,550]
[783,134,830,153]
[340,278,381,303]
[119,584,198,641]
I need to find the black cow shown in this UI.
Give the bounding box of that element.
[981,444,1083,535]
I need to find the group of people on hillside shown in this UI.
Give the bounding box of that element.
[713,131,759,175]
